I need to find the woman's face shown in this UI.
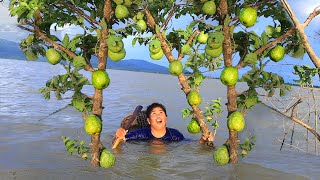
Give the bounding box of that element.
[148,107,167,131]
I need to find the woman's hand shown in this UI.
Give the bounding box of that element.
[115,127,128,142]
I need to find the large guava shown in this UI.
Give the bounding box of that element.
[169,60,183,76]
[150,49,164,60]
[239,7,257,28]
[202,1,216,16]
[220,66,238,86]
[115,5,129,19]
[100,148,116,168]
[92,70,110,90]
[84,114,102,135]
[205,45,223,58]
[108,48,126,62]
[270,45,285,62]
[187,118,201,134]
[46,48,61,65]
[187,91,202,106]
[227,111,245,132]
[213,145,230,165]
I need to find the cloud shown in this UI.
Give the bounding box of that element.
[0,4,17,24]
[289,0,320,22]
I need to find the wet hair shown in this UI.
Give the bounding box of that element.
[146,102,167,118]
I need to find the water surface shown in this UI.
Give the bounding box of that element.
[0,59,318,179]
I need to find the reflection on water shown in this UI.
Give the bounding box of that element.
[149,140,168,154]
[0,59,318,179]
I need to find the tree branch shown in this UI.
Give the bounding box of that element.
[103,0,113,23]
[23,21,94,72]
[177,29,199,61]
[160,4,178,30]
[57,2,100,29]
[144,7,214,144]
[17,24,34,33]
[280,0,320,67]
[236,27,295,68]
[302,5,320,28]
[262,101,320,142]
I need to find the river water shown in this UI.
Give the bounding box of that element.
[0,58,319,180]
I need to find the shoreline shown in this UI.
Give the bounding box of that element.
[1,57,311,88]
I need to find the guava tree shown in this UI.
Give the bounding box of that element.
[8,0,155,167]
[9,0,320,168]
[136,0,319,164]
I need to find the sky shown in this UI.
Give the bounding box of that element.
[0,0,319,81]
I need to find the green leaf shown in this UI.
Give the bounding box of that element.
[244,53,258,65]
[73,56,87,68]
[181,108,192,119]
[291,44,305,58]
[280,88,285,96]
[155,25,160,33]
[261,32,269,45]
[62,34,70,47]
[181,44,191,54]
[100,19,107,29]
[224,14,231,26]
[132,37,138,46]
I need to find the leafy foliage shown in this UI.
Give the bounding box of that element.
[62,136,90,159]
[239,136,256,157]
[293,65,320,86]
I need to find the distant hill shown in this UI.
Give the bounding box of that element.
[0,38,171,74]
[0,39,26,60]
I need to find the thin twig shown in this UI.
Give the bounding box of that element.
[57,2,100,28]
[38,104,69,121]
[160,4,178,30]
[177,29,199,61]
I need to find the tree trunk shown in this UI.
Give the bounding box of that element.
[144,9,213,143]
[89,0,111,167]
[219,0,239,163]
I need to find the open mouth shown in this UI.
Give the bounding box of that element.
[156,119,162,124]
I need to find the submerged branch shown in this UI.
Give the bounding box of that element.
[261,101,320,142]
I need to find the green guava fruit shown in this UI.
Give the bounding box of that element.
[100,148,115,168]
[169,60,183,76]
[205,45,223,58]
[213,145,230,165]
[108,48,126,62]
[115,5,129,19]
[198,31,209,44]
[187,118,201,134]
[136,19,147,32]
[46,48,61,65]
[270,45,285,62]
[84,114,102,135]
[107,36,124,53]
[202,1,216,16]
[150,49,164,60]
[227,111,245,132]
[92,70,110,90]
[220,66,238,86]
[187,91,202,106]
[239,7,257,28]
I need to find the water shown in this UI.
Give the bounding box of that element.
[0,58,319,180]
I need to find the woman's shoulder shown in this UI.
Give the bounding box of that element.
[167,127,184,139]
